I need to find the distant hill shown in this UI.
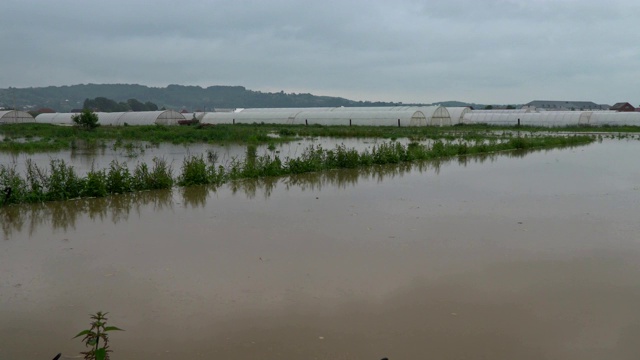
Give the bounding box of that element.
[429,100,481,108]
[0,84,408,112]
[428,100,525,109]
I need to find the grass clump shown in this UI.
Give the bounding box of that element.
[0,158,174,206]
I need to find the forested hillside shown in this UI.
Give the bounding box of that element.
[0,84,408,112]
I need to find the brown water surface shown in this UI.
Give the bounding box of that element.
[2,140,640,359]
[0,136,402,176]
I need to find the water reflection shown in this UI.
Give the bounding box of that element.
[180,185,210,209]
[1,189,173,240]
[0,147,561,238]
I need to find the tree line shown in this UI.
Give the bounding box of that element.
[83,97,159,112]
[0,84,408,112]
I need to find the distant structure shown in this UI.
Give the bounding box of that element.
[0,110,35,124]
[445,107,472,124]
[525,100,609,111]
[609,102,635,112]
[201,106,453,127]
[36,110,185,126]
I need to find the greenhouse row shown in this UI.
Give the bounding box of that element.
[200,106,453,126]
[1,107,639,127]
[462,110,640,126]
[34,110,186,126]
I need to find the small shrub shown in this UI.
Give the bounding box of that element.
[47,159,82,201]
[279,128,295,136]
[72,110,100,130]
[179,155,208,186]
[149,157,173,189]
[0,164,26,206]
[83,168,108,198]
[106,161,133,194]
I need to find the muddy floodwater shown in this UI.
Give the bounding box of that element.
[2,140,640,359]
[0,136,411,176]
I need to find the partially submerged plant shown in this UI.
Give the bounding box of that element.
[74,312,123,360]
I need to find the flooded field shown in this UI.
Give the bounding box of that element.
[0,137,408,176]
[2,139,640,359]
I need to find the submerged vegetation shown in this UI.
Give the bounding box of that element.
[0,123,295,152]
[0,123,638,153]
[1,135,594,206]
[0,158,173,205]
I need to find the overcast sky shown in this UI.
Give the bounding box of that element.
[1,0,639,105]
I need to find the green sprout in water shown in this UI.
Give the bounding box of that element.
[74,312,124,360]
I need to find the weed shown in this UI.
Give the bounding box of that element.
[106,161,133,194]
[83,167,108,198]
[178,155,209,186]
[246,144,258,159]
[73,311,123,360]
[206,149,219,164]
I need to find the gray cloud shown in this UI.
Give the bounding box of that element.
[1,0,639,105]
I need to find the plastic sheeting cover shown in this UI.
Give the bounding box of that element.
[35,111,185,126]
[202,106,452,127]
[0,110,35,124]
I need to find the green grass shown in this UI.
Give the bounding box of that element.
[2,122,637,153]
[0,123,296,152]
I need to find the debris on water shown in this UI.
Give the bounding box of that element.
[318,336,324,340]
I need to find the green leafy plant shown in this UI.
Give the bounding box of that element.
[72,109,100,130]
[74,312,123,360]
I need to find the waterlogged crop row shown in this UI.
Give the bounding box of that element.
[0,136,594,206]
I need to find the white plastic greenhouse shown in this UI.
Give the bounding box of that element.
[34,112,78,126]
[464,111,585,126]
[582,111,640,126]
[201,106,452,127]
[181,112,207,121]
[0,110,35,124]
[36,110,185,126]
[202,108,309,125]
[463,110,640,127]
[445,107,472,124]
[476,109,534,113]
